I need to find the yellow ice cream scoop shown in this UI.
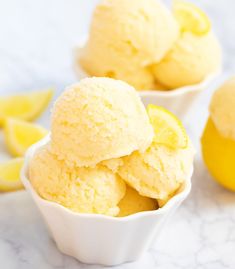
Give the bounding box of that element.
[118,186,158,217]
[118,142,193,204]
[51,77,154,168]
[79,0,179,90]
[152,1,221,89]
[118,105,194,204]
[201,77,235,191]
[29,145,126,216]
[152,31,221,89]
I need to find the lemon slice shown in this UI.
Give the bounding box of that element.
[0,88,53,126]
[0,158,24,191]
[147,104,188,149]
[4,118,48,157]
[173,0,211,35]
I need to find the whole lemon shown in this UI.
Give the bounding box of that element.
[201,118,235,191]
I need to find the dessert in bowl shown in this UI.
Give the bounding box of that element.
[21,77,194,265]
[75,0,222,118]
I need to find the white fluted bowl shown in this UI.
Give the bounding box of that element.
[138,71,220,119]
[21,136,193,266]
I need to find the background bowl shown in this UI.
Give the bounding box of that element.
[21,136,193,266]
[139,71,220,120]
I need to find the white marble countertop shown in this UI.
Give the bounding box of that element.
[1,0,235,268]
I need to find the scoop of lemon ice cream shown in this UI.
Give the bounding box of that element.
[118,186,158,217]
[110,65,157,91]
[79,0,179,90]
[51,77,154,167]
[29,145,126,216]
[209,76,235,140]
[152,32,221,89]
[118,142,194,205]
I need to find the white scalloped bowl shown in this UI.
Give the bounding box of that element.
[21,136,193,266]
[74,39,220,120]
[138,70,220,119]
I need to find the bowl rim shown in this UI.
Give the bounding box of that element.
[138,69,221,97]
[75,37,221,96]
[21,136,193,222]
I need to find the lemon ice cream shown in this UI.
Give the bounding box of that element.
[100,105,194,206]
[28,78,194,216]
[79,0,179,90]
[118,142,193,205]
[152,1,221,89]
[51,77,154,167]
[209,76,235,140]
[110,66,156,91]
[117,105,194,205]
[78,0,221,91]
[29,145,126,216]
[118,186,158,217]
[153,31,221,89]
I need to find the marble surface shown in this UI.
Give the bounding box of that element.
[0,0,235,268]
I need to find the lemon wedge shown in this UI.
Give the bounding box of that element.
[4,118,48,157]
[147,104,188,149]
[173,0,211,35]
[0,88,53,126]
[0,158,24,191]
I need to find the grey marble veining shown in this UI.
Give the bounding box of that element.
[0,0,235,268]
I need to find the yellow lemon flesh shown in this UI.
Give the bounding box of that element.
[201,118,235,191]
[173,0,211,35]
[0,89,53,126]
[4,118,48,157]
[0,158,24,192]
[147,104,188,149]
